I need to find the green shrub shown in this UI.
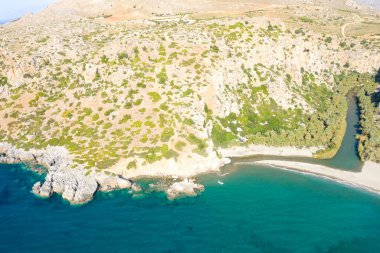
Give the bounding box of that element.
[187,133,208,156]
[101,55,109,63]
[175,141,187,151]
[62,110,73,119]
[119,114,131,124]
[131,120,142,128]
[299,16,313,23]
[161,127,174,142]
[325,36,332,43]
[127,161,137,169]
[212,122,236,147]
[83,107,93,116]
[148,92,162,102]
[210,45,219,53]
[161,144,178,159]
[144,121,155,128]
[92,114,99,121]
[156,68,168,84]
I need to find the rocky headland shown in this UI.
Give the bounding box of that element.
[0,143,141,204]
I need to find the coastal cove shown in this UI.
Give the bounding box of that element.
[0,91,378,201]
[1,0,380,251]
[1,89,380,252]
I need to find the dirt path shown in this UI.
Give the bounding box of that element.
[341,13,363,38]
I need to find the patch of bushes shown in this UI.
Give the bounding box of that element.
[148,92,162,102]
[161,127,174,142]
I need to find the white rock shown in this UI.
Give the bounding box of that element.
[38,180,53,198]
[166,178,204,200]
[32,181,42,195]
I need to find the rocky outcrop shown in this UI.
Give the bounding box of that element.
[166,178,204,200]
[0,142,140,204]
[32,181,53,198]
[0,139,227,204]
[0,142,223,203]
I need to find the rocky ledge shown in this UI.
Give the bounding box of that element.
[0,142,142,204]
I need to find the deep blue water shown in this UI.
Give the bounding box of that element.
[1,163,380,253]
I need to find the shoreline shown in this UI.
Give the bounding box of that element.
[3,141,379,203]
[0,142,321,204]
[220,145,320,158]
[251,160,380,195]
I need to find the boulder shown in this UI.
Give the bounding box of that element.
[96,174,133,192]
[166,178,204,200]
[32,182,42,195]
[40,182,53,197]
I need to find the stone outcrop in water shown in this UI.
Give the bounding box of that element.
[166,178,205,200]
[0,143,139,204]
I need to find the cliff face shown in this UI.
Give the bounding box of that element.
[0,0,379,203]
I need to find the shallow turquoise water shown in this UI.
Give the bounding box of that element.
[1,163,380,253]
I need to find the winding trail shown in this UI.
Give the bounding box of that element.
[341,13,363,38]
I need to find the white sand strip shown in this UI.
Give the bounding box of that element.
[252,160,380,194]
[220,145,320,158]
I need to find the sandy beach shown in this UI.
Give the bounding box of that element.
[220,145,320,158]
[251,160,380,194]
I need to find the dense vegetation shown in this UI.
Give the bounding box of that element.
[211,72,361,159]
[356,73,380,163]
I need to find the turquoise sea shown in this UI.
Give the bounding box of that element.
[1,94,380,252]
[1,162,380,253]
